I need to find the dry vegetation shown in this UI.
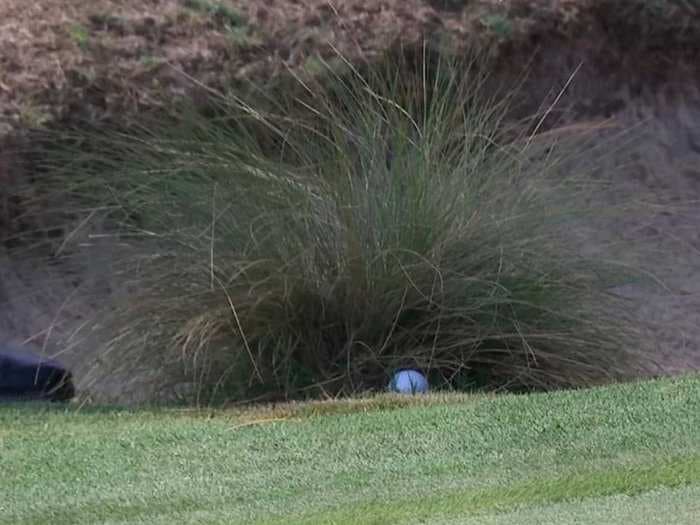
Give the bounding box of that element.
[2,0,699,138]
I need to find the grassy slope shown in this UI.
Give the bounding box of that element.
[1,375,699,524]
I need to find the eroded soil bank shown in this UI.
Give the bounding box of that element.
[1,4,699,402]
[504,39,700,376]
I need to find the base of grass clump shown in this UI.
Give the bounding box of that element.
[43,43,658,404]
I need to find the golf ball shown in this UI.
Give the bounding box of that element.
[389,369,429,394]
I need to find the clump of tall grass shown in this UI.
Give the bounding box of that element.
[44,47,656,403]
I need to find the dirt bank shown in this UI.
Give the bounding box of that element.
[503,38,700,376]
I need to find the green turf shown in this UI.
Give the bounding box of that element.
[1,375,699,524]
[430,484,700,525]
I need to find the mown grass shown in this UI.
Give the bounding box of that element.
[1,374,699,524]
[34,44,662,404]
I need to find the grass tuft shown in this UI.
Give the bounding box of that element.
[37,45,658,404]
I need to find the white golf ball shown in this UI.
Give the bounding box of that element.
[389,369,428,394]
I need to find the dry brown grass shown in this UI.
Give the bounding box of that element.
[3,1,698,140]
[0,1,265,131]
[0,0,438,137]
[206,392,489,425]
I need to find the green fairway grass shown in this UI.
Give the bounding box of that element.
[1,375,699,524]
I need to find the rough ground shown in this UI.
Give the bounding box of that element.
[1,0,700,402]
[2,0,698,137]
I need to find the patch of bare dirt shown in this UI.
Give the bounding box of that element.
[501,41,700,376]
